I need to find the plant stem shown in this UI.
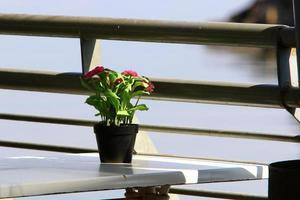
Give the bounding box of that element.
[134,96,141,107]
[130,96,141,123]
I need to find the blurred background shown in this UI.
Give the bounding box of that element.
[0,0,298,199]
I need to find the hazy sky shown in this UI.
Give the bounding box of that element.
[0,0,251,21]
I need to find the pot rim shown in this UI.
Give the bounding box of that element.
[95,122,139,127]
[94,122,139,135]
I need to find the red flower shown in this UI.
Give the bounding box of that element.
[115,78,123,85]
[122,70,138,77]
[84,66,104,78]
[146,82,155,93]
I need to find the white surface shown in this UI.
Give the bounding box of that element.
[0,153,267,198]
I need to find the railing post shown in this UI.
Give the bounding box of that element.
[268,3,300,200]
[277,1,300,122]
[293,0,300,81]
[277,47,300,120]
[80,38,101,73]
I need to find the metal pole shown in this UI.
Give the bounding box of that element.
[293,0,300,82]
[0,13,294,47]
[0,68,287,108]
[169,187,267,200]
[276,46,300,122]
[281,1,300,123]
[0,113,299,144]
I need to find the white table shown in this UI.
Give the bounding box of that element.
[0,153,268,199]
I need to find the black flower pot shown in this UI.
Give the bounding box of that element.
[94,123,139,163]
[269,160,300,200]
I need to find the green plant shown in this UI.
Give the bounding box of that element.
[81,66,154,126]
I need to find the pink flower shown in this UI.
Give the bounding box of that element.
[115,78,123,85]
[122,70,138,77]
[84,66,104,78]
[146,82,155,93]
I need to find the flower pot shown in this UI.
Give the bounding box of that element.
[269,160,300,200]
[94,123,139,163]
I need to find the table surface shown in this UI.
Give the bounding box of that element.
[0,153,268,198]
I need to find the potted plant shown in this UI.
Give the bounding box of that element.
[81,66,154,163]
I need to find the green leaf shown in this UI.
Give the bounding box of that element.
[85,95,110,119]
[104,89,120,113]
[119,90,130,109]
[104,89,119,99]
[109,72,118,83]
[117,110,130,116]
[134,81,148,87]
[129,104,149,112]
[85,95,98,106]
[131,90,150,98]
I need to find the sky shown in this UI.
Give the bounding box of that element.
[0,0,251,20]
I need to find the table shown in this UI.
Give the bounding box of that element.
[0,153,268,199]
